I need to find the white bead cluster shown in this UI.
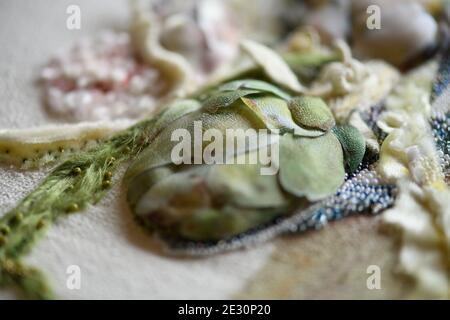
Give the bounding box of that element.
[40,31,166,121]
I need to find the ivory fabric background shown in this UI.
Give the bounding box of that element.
[0,0,408,300]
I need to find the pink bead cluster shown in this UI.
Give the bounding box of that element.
[40,31,166,121]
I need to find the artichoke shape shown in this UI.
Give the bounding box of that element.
[125,79,365,241]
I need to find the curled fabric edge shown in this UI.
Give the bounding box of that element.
[0,120,134,169]
[129,0,195,99]
[378,57,450,298]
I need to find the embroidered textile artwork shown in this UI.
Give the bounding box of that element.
[0,0,449,299]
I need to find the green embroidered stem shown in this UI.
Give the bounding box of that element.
[0,259,52,299]
[0,119,153,299]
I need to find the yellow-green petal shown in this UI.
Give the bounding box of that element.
[240,96,324,137]
[207,149,288,208]
[288,96,335,131]
[279,132,345,201]
[218,79,291,100]
[202,89,260,112]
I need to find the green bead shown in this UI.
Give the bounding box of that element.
[11,212,24,224]
[36,219,46,230]
[0,224,10,235]
[67,203,79,213]
[102,180,112,189]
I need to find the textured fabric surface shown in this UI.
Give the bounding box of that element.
[3,0,422,300]
[237,216,411,299]
[0,0,274,299]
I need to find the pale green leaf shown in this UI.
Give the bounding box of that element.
[240,39,306,93]
[240,96,324,137]
[207,149,288,208]
[202,89,259,112]
[218,79,291,100]
[279,132,345,201]
[288,96,335,131]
